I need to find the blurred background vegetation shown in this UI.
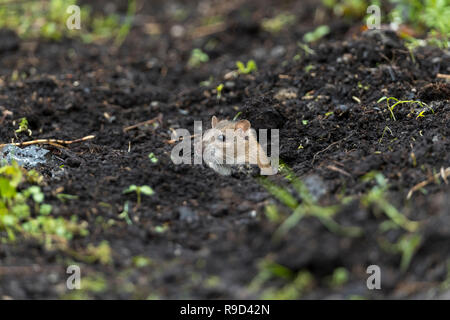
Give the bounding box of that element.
[0,0,447,47]
[0,0,135,45]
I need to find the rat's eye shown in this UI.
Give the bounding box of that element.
[217,134,225,142]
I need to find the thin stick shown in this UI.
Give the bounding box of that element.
[437,73,450,80]
[0,135,95,149]
[123,113,163,132]
[326,165,351,177]
[166,133,199,144]
[190,22,227,39]
[407,167,450,199]
[312,133,354,164]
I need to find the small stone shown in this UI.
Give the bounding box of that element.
[274,88,298,101]
[247,192,268,202]
[178,206,198,223]
[210,203,228,217]
[252,47,267,59]
[0,145,50,169]
[170,25,185,38]
[224,81,235,89]
[304,175,327,201]
[270,46,286,58]
[337,104,349,113]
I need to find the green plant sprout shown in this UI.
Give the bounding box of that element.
[326,267,349,288]
[0,161,88,247]
[114,0,136,47]
[15,117,32,136]
[56,193,79,202]
[216,83,224,99]
[188,48,209,68]
[118,201,132,225]
[261,13,296,33]
[389,0,449,48]
[322,0,369,19]
[148,153,158,164]
[236,60,257,74]
[297,42,316,56]
[232,111,242,121]
[249,258,314,299]
[67,241,113,265]
[303,25,330,43]
[379,233,422,272]
[133,255,152,268]
[361,172,419,232]
[123,185,154,206]
[259,162,363,241]
[379,125,393,143]
[0,0,136,45]
[378,96,434,121]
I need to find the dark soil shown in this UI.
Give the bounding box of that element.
[0,0,449,299]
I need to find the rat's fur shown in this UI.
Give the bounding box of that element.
[196,116,275,176]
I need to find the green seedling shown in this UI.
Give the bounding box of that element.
[265,203,282,223]
[379,233,422,272]
[297,42,316,56]
[0,161,88,247]
[261,13,296,33]
[199,76,214,87]
[379,125,393,143]
[216,83,224,99]
[188,48,209,68]
[148,152,158,164]
[67,241,113,265]
[133,256,152,268]
[303,25,330,43]
[361,172,419,232]
[322,0,369,19]
[326,267,349,288]
[56,193,79,202]
[378,96,434,121]
[249,258,314,299]
[114,0,136,47]
[62,273,107,299]
[389,0,449,48]
[0,0,136,45]
[123,185,154,206]
[15,117,32,136]
[236,60,257,74]
[119,201,132,225]
[377,97,434,121]
[304,64,315,73]
[154,224,168,233]
[259,162,363,241]
[232,111,242,121]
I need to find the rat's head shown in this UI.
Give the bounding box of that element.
[196,116,251,167]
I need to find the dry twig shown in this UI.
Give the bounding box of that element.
[0,135,95,149]
[123,113,163,132]
[407,167,450,199]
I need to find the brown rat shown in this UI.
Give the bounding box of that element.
[195,116,275,176]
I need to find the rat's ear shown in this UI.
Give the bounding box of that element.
[235,120,251,132]
[211,116,218,128]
